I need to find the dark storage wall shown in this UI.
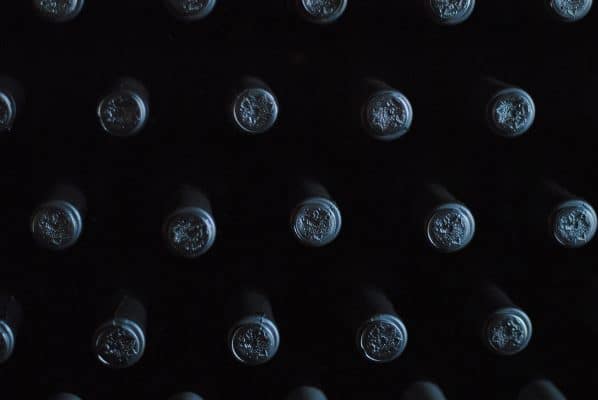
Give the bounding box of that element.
[0,1,596,399]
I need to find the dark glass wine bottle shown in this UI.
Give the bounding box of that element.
[230,77,279,135]
[227,290,280,366]
[359,78,414,142]
[33,0,85,22]
[518,380,566,400]
[92,293,148,369]
[402,382,448,400]
[423,0,476,25]
[0,295,22,364]
[162,185,217,258]
[294,0,348,24]
[31,183,86,251]
[97,78,150,137]
[472,284,533,356]
[286,386,328,400]
[0,76,24,133]
[164,0,217,21]
[289,180,342,247]
[351,287,408,363]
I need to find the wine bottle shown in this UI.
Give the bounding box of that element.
[169,393,204,400]
[0,76,24,133]
[33,0,85,22]
[97,78,150,137]
[424,0,476,25]
[230,77,279,135]
[0,295,22,364]
[473,284,533,356]
[92,293,147,369]
[294,0,348,24]
[352,287,408,363]
[162,185,217,258]
[546,0,593,22]
[402,382,448,400]
[227,290,280,366]
[49,394,82,400]
[415,184,475,253]
[286,386,327,400]
[164,0,217,21]
[30,183,86,251]
[484,78,535,138]
[538,180,597,249]
[518,380,566,400]
[289,180,342,247]
[359,78,414,142]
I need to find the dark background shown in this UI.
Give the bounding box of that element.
[0,0,597,398]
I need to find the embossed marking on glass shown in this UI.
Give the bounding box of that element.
[31,200,83,251]
[426,203,475,253]
[165,0,217,20]
[164,207,216,258]
[33,0,85,22]
[233,88,279,134]
[98,89,148,137]
[549,0,593,22]
[299,0,348,23]
[357,314,408,363]
[291,197,342,247]
[487,88,535,137]
[94,319,146,369]
[551,199,597,248]
[229,316,280,365]
[429,0,476,25]
[483,307,532,356]
[362,90,413,141]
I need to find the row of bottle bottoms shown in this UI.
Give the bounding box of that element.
[0,285,540,366]
[2,75,546,140]
[27,0,595,25]
[27,180,597,255]
[47,380,569,400]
